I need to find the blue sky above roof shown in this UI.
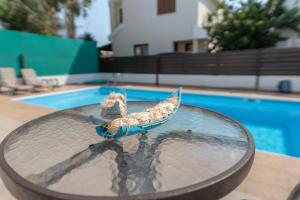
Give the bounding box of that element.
[77,0,111,47]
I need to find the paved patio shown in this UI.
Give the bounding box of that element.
[0,85,300,200]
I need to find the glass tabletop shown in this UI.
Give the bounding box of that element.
[1,102,253,199]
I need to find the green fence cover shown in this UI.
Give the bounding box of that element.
[0,30,99,76]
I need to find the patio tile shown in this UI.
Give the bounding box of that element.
[0,116,22,141]
[236,152,300,200]
[221,190,264,200]
[0,179,15,200]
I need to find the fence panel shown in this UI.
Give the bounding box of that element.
[259,48,300,75]
[100,48,300,76]
[0,30,99,76]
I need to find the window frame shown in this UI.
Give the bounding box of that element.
[185,42,193,52]
[157,0,176,15]
[134,44,149,56]
[119,8,123,24]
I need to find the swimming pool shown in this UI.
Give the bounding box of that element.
[17,87,300,158]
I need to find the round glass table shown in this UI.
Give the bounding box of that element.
[0,102,255,200]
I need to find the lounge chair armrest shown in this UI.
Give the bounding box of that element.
[0,81,16,89]
[40,78,58,85]
[52,78,59,86]
[40,79,51,84]
[46,78,60,86]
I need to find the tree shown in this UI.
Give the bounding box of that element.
[79,32,96,42]
[0,0,93,38]
[0,0,61,35]
[205,0,300,52]
[62,0,92,38]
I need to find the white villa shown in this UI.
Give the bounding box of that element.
[276,0,300,48]
[109,0,220,57]
[108,0,300,57]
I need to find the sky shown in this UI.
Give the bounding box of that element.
[76,0,111,47]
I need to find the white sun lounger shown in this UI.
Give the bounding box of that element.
[21,68,59,89]
[0,68,34,93]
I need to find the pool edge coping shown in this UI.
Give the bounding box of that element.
[12,85,300,103]
[12,86,101,101]
[121,85,300,103]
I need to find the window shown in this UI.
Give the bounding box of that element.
[134,44,149,56]
[158,0,176,15]
[174,40,193,53]
[174,42,178,52]
[119,8,123,24]
[185,42,193,52]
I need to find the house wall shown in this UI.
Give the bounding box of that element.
[110,0,122,30]
[197,40,208,52]
[196,0,216,26]
[111,0,216,56]
[276,29,300,48]
[276,0,300,48]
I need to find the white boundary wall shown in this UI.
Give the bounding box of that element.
[258,76,300,92]
[33,73,300,92]
[99,73,300,92]
[36,73,103,85]
[159,74,256,89]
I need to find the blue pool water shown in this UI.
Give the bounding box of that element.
[19,87,300,158]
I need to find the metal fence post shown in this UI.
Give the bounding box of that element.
[255,49,262,91]
[156,55,161,86]
[19,54,25,69]
[215,52,220,75]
